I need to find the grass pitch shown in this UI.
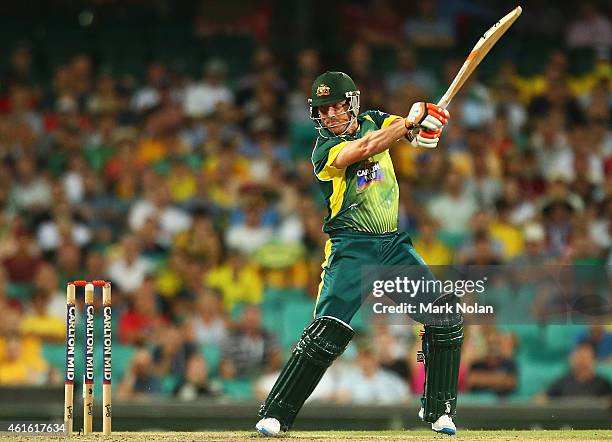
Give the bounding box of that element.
[3,430,612,441]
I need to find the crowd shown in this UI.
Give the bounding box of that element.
[0,0,610,404]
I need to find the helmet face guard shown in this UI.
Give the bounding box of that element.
[308,90,360,139]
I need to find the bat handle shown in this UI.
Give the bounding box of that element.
[437,97,449,109]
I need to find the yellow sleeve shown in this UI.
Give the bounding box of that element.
[314,141,349,181]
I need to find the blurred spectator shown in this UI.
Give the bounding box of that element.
[107,235,152,294]
[33,264,64,320]
[2,226,43,284]
[541,194,579,257]
[152,325,194,377]
[236,47,287,110]
[428,172,477,243]
[175,212,222,265]
[404,0,454,48]
[206,250,263,311]
[86,70,125,116]
[189,289,228,347]
[0,333,50,385]
[467,331,518,397]
[118,276,163,345]
[336,343,409,404]
[540,343,611,401]
[54,243,84,286]
[464,140,503,210]
[502,178,539,225]
[136,218,168,262]
[36,201,92,252]
[166,159,197,204]
[131,62,167,114]
[344,42,383,108]
[492,79,527,135]
[19,291,65,343]
[225,204,273,255]
[371,324,411,383]
[8,84,43,137]
[288,73,315,129]
[0,266,21,314]
[184,59,233,118]
[489,199,524,260]
[116,348,162,400]
[512,222,550,265]
[575,325,612,362]
[128,182,192,245]
[565,2,612,51]
[4,44,36,89]
[0,310,54,386]
[385,47,437,96]
[342,0,403,45]
[459,231,503,265]
[414,219,453,265]
[173,354,221,400]
[219,305,281,379]
[155,249,189,300]
[10,157,51,213]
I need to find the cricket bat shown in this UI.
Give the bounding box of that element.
[437,6,523,109]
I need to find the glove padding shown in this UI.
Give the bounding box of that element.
[409,127,443,149]
[405,102,449,149]
[406,102,449,131]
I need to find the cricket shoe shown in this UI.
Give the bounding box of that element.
[431,414,456,435]
[418,408,456,435]
[255,417,281,437]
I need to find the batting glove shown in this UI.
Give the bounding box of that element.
[405,102,450,149]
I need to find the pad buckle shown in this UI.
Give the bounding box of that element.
[416,351,425,363]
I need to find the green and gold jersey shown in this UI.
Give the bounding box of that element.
[311,110,403,234]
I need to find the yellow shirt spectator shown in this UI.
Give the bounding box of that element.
[19,294,65,342]
[414,222,454,266]
[489,221,524,260]
[205,259,263,312]
[167,164,197,202]
[0,335,48,385]
[414,237,453,266]
[20,314,65,342]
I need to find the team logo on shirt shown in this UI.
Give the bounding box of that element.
[356,160,384,190]
[316,84,331,97]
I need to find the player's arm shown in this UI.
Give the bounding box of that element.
[332,102,449,168]
[332,118,406,168]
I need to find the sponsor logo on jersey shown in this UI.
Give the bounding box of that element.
[356,160,384,190]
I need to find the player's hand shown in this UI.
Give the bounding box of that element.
[405,102,449,131]
[409,127,444,149]
[405,102,449,149]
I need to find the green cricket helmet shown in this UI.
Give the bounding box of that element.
[308,71,360,138]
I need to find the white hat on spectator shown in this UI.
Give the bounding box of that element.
[523,222,545,243]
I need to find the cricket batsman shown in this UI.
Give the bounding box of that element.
[256,71,463,436]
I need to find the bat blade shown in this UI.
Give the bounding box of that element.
[438,6,522,109]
